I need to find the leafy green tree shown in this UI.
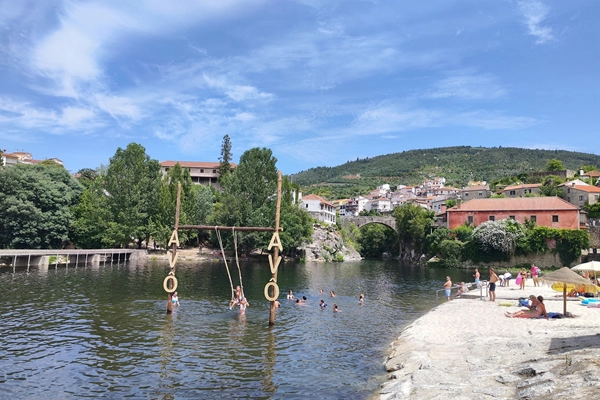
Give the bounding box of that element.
[452,224,473,242]
[425,227,451,255]
[393,203,435,255]
[584,202,600,218]
[445,198,457,208]
[211,148,279,253]
[540,175,565,197]
[438,239,463,268]
[71,172,117,248]
[546,158,565,172]
[104,143,161,248]
[358,223,395,258]
[218,134,233,180]
[0,164,83,249]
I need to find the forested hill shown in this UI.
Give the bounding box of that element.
[291,146,600,198]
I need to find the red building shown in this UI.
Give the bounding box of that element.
[446,197,581,230]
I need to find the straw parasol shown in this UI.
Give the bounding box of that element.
[539,267,598,315]
[571,260,600,293]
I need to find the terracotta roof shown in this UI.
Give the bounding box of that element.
[462,185,489,191]
[160,161,237,168]
[503,183,542,190]
[449,197,578,212]
[581,171,600,178]
[302,193,333,206]
[570,185,600,193]
[2,153,18,158]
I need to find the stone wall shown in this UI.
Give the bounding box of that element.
[464,252,568,271]
[588,225,600,248]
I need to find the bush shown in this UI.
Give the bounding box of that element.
[438,239,463,268]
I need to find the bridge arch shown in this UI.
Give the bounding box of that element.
[341,216,397,233]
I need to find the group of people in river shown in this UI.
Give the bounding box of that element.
[286,289,365,312]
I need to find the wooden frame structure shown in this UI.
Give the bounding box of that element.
[164,172,284,326]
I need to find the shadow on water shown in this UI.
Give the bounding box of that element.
[0,259,475,399]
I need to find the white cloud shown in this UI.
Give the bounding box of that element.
[94,94,142,120]
[425,73,507,101]
[517,0,554,44]
[60,107,95,126]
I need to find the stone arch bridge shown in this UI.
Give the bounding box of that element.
[340,216,397,233]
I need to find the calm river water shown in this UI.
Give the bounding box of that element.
[0,259,475,399]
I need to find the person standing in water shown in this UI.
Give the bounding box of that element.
[443,276,453,301]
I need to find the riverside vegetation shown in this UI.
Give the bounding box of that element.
[0,142,594,265]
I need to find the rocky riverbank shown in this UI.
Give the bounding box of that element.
[379,282,600,399]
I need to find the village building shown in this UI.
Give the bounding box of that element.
[365,197,392,213]
[159,161,235,190]
[502,183,542,197]
[561,184,600,208]
[446,197,581,230]
[1,151,63,167]
[301,193,336,224]
[459,184,491,202]
[345,196,369,216]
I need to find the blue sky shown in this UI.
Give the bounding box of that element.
[1,0,599,175]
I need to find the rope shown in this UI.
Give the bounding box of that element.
[216,227,235,300]
[233,227,245,299]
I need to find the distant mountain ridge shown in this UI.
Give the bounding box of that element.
[291,146,600,198]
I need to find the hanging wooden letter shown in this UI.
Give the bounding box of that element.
[268,254,282,274]
[168,230,180,247]
[168,253,178,269]
[267,232,283,251]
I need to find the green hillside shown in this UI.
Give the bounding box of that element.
[291,146,600,199]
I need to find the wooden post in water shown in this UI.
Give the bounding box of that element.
[268,171,283,326]
[166,183,182,314]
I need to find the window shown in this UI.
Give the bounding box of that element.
[305,204,309,208]
[579,195,584,201]
[478,192,483,196]
[595,195,599,200]
[467,216,474,224]
[489,216,495,221]
[552,215,559,223]
[530,215,537,222]
[509,215,515,220]
[200,169,204,173]
[213,169,217,173]
[464,193,469,197]
[509,190,516,196]
[567,188,570,193]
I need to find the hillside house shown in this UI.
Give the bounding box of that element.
[160,161,235,190]
[345,196,368,216]
[1,151,63,167]
[366,197,392,213]
[503,183,542,197]
[562,184,600,208]
[301,194,336,224]
[333,199,349,216]
[460,184,491,202]
[446,197,581,230]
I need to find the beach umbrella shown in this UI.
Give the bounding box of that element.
[571,260,600,293]
[539,267,598,315]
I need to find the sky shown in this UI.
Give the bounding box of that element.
[1,0,599,175]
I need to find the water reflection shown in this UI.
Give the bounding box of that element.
[0,260,475,399]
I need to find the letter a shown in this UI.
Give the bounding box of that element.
[168,230,180,247]
[268,232,283,251]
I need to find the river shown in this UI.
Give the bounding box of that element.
[0,259,476,399]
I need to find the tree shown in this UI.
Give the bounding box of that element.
[540,175,565,197]
[546,158,565,172]
[211,148,279,253]
[218,134,233,180]
[471,219,525,256]
[71,171,117,248]
[0,164,83,249]
[393,203,435,255]
[104,143,161,248]
[358,224,395,258]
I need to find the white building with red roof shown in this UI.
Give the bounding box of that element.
[301,193,336,224]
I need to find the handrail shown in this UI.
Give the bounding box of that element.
[435,280,488,302]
